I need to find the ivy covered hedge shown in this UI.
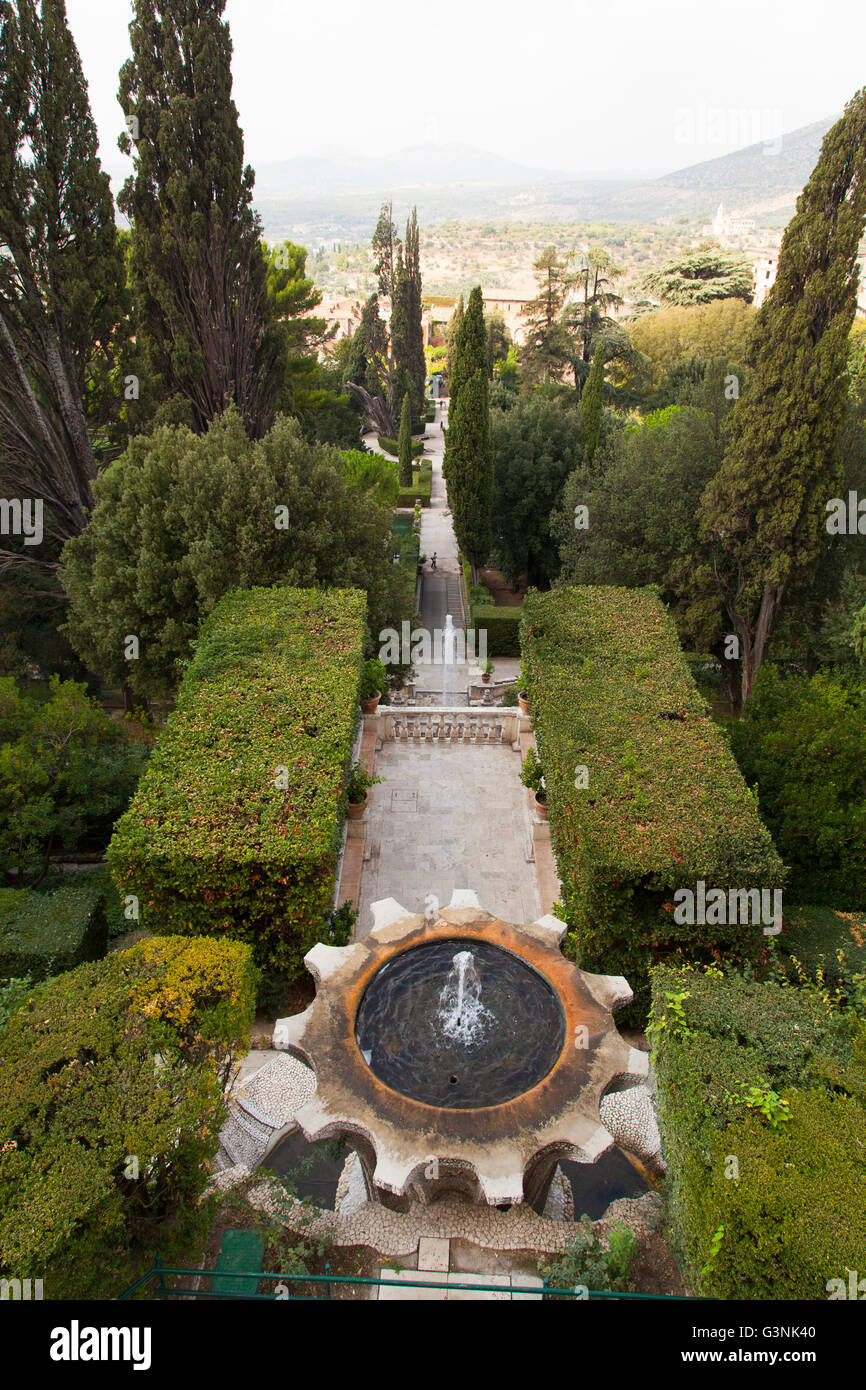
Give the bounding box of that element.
[0,936,256,1298]
[650,964,866,1298]
[520,587,785,1021]
[108,587,366,977]
[471,604,521,657]
[0,877,108,981]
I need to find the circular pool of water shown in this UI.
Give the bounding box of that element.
[354,939,566,1108]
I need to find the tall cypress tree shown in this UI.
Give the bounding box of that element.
[371,200,400,300]
[118,0,277,439]
[580,345,605,464]
[445,294,463,394]
[0,0,129,574]
[700,87,866,703]
[448,285,486,413]
[397,391,413,487]
[446,367,493,584]
[390,210,426,422]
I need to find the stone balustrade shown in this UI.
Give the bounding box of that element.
[368,705,527,749]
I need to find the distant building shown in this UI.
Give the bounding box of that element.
[752,247,866,315]
[481,289,533,346]
[701,202,756,239]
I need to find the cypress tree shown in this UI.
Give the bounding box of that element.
[445,294,463,395]
[581,345,605,464]
[371,200,400,300]
[449,286,486,409]
[390,211,425,422]
[446,367,493,584]
[700,87,866,703]
[118,0,277,439]
[0,0,130,570]
[397,391,413,488]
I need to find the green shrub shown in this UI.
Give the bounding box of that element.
[539,1216,638,1296]
[0,676,149,884]
[651,964,866,1299]
[520,588,785,1022]
[0,878,108,981]
[471,604,521,657]
[378,434,423,459]
[0,936,256,1297]
[729,666,866,907]
[395,463,432,509]
[108,587,366,978]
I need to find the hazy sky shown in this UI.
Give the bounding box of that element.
[67,0,864,182]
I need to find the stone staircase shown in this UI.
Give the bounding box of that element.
[214,1091,280,1173]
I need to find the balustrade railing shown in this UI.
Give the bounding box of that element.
[368,706,526,748]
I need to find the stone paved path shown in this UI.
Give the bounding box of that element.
[356,739,539,936]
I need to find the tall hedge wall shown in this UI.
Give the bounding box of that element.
[108,587,366,976]
[520,587,785,1020]
[650,964,866,1299]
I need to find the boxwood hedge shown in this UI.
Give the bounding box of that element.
[650,964,866,1299]
[520,587,785,1020]
[0,878,108,981]
[108,587,366,976]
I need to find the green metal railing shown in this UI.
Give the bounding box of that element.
[118,1255,702,1302]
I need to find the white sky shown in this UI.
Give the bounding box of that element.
[66,0,864,181]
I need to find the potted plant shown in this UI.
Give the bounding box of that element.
[517,663,531,715]
[346,760,383,819]
[360,657,387,713]
[480,658,495,685]
[520,746,547,820]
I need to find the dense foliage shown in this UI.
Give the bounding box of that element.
[729,666,866,907]
[108,587,365,978]
[0,877,107,981]
[651,963,866,1299]
[520,587,784,1021]
[0,935,256,1297]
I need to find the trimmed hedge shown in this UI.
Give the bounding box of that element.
[471,604,521,657]
[108,587,366,977]
[0,936,256,1296]
[378,434,424,459]
[520,587,785,1021]
[0,878,108,981]
[650,964,866,1298]
[395,463,432,509]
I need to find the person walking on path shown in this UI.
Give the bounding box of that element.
[431,552,437,570]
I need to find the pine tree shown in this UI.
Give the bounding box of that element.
[520,247,572,384]
[700,87,866,703]
[118,0,277,439]
[580,345,605,464]
[397,391,413,488]
[645,244,754,306]
[446,367,493,584]
[564,247,623,391]
[0,0,129,576]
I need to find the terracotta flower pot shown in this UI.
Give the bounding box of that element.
[534,792,548,821]
[481,673,491,685]
[347,793,368,820]
[518,692,531,715]
[361,692,381,714]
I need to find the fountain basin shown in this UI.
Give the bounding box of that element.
[274,894,649,1209]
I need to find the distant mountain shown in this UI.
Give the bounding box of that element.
[253,142,573,199]
[252,117,839,241]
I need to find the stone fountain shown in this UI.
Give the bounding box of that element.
[273,891,653,1213]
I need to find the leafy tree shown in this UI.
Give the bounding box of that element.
[489,396,583,588]
[0,676,148,884]
[61,409,411,698]
[485,313,511,379]
[729,666,866,906]
[339,450,399,507]
[371,199,400,300]
[118,0,277,439]
[644,243,753,305]
[627,299,755,389]
[0,0,129,575]
[580,345,605,464]
[446,368,493,584]
[700,88,866,702]
[397,391,413,487]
